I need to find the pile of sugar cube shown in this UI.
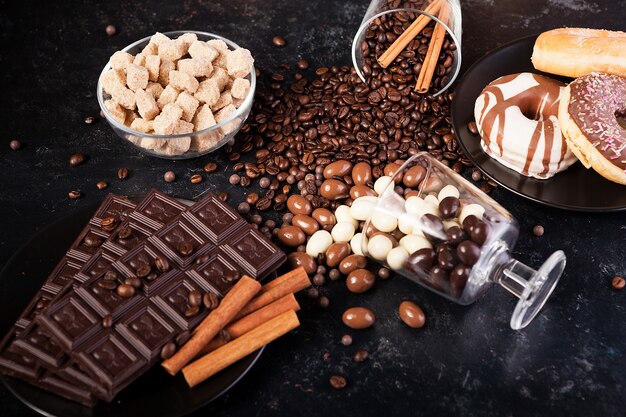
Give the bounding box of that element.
[100,32,254,156]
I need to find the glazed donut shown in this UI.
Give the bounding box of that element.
[474,72,577,179]
[558,72,626,185]
[532,28,626,78]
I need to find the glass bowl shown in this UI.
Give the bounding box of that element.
[96,30,256,160]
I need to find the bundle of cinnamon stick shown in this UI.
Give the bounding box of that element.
[377,0,450,93]
[161,267,311,387]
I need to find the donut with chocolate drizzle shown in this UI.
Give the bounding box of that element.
[474,72,577,179]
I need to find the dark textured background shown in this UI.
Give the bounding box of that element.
[0,0,625,416]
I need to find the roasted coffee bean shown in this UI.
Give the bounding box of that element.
[105,24,116,36]
[117,167,129,180]
[533,224,545,237]
[117,283,135,298]
[125,276,142,289]
[272,35,286,47]
[178,242,194,256]
[102,314,113,328]
[68,190,82,199]
[84,116,96,124]
[297,59,309,70]
[218,191,228,202]
[188,290,202,307]
[353,349,369,363]
[255,196,272,211]
[612,276,625,290]
[399,301,425,328]
[83,235,102,247]
[471,169,482,181]
[69,153,86,167]
[96,180,108,190]
[100,216,118,232]
[467,121,479,135]
[203,292,220,309]
[160,342,176,360]
[155,256,170,273]
[246,193,259,205]
[224,270,240,283]
[135,262,151,278]
[98,279,117,290]
[330,375,347,389]
[118,226,132,239]
[164,171,176,182]
[104,270,117,281]
[204,162,218,173]
[342,307,375,329]
[175,330,191,346]
[9,139,21,150]
[190,173,203,184]
[185,305,200,317]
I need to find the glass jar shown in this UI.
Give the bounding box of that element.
[361,153,566,329]
[351,0,462,96]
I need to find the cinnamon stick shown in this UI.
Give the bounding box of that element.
[197,293,300,356]
[415,2,449,92]
[161,275,261,376]
[377,0,442,68]
[182,310,300,388]
[232,267,310,320]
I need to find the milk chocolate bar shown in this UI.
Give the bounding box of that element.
[0,191,188,405]
[35,193,285,402]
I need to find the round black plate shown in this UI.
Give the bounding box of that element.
[451,34,626,212]
[0,203,264,417]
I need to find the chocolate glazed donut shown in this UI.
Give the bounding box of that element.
[558,72,626,185]
[474,72,577,179]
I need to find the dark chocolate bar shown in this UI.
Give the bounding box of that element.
[0,194,137,406]
[35,193,285,402]
[0,190,187,405]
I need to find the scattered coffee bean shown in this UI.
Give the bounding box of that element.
[117,167,129,180]
[218,191,228,202]
[160,342,176,360]
[203,292,219,309]
[164,171,176,182]
[83,235,102,247]
[190,173,203,184]
[118,226,132,239]
[98,279,117,290]
[204,162,218,173]
[178,242,194,256]
[116,283,135,298]
[155,256,170,273]
[135,262,151,278]
[188,290,202,307]
[612,276,625,290]
[185,305,200,317]
[471,169,482,181]
[341,334,353,346]
[84,116,96,124]
[176,330,192,346]
[353,349,369,363]
[125,276,142,289]
[105,24,116,36]
[102,314,113,328]
[96,180,108,190]
[533,224,545,237]
[69,153,86,167]
[467,121,478,135]
[272,35,286,47]
[9,139,21,150]
[330,375,347,389]
[297,59,309,70]
[100,215,118,232]
[68,190,82,200]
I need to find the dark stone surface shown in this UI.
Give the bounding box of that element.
[0,0,625,416]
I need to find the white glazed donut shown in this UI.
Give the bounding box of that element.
[474,72,577,179]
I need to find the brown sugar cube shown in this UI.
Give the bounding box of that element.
[125,110,139,126]
[136,89,160,120]
[145,55,161,82]
[177,57,213,78]
[104,99,126,123]
[169,70,199,93]
[230,78,250,100]
[158,60,176,86]
[111,84,136,110]
[133,53,146,67]
[142,42,159,56]
[178,33,198,50]
[139,136,166,150]
[130,118,154,133]
[158,39,187,61]
[212,91,232,112]
[207,39,229,54]
[175,92,200,122]
[150,32,171,46]
[188,41,219,62]
[213,51,228,69]
[157,85,180,109]
[153,104,183,135]
[126,64,149,91]
[101,69,125,95]
[215,104,238,135]
[211,66,229,91]
[173,119,194,134]
[226,48,254,78]
[110,51,133,70]
[193,104,217,131]
[194,79,220,106]
[146,82,164,99]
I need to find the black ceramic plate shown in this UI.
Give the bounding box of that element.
[451,34,626,212]
[0,203,264,417]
